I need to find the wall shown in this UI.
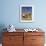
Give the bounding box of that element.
[0,0,46,29]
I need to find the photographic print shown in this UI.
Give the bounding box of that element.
[20,5,34,22]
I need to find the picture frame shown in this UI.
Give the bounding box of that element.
[20,5,34,22]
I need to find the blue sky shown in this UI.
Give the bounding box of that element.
[22,7,32,13]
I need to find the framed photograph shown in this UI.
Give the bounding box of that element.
[20,5,34,22]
